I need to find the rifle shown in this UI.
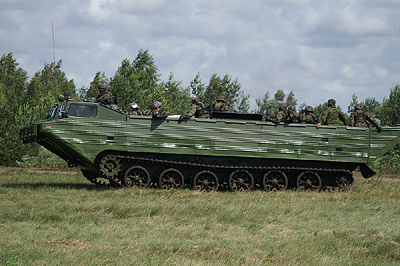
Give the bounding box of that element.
[367,117,382,132]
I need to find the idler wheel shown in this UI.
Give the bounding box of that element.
[297,171,322,191]
[228,170,254,192]
[124,166,150,188]
[159,168,184,190]
[263,170,288,191]
[193,170,219,192]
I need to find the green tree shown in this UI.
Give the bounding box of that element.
[347,93,358,113]
[376,85,400,126]
[0,53,29,165]
[82,72,109,100]
[110,49,160,112]
[160,73,190,114]
[363,97,380,117]
[194,73,250,113]
[255,91,275,116]
[189,73,206,98]
[285,90,298,107]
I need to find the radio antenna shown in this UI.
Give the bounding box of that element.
[52,22,57,101]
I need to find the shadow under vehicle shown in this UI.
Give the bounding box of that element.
[20,101,400,191]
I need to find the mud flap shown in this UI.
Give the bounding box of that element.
[360,164,376,179]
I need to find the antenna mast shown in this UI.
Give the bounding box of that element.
[52,22,57,101]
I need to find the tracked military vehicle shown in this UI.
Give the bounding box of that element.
[20,101,400,191]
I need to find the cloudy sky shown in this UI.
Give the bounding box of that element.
[1,0,400,111]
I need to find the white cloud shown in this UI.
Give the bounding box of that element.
[0,0,399,110]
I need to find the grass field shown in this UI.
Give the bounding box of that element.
[0,169,399,265]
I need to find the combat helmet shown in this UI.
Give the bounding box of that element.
[305,106,314,112]
[328,99,336,107]
[278,102,287,111]
[98,84,107,90]
[151,101,162,109]
[63,91,72,99]
[129,102,139,110]
[216,96,225,103]
[288,105,296,112]
[354,104,362,110]
[190,94,198,101]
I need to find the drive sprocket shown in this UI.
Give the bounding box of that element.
[99,154,121,178]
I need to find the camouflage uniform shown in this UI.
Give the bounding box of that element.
[350,104,370,127]
[130,110,143,116]
[286,106,300,123]
[299,106,319,124]
[129,102,142,116]
[95,91,115,105]
[212,97,228,112]
[271,103,287,123]
[185,99,210,119]
[146,102,169,119]
[321,99,348,126]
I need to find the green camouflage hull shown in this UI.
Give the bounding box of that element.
[20,102,400,191]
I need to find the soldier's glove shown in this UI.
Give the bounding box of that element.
[377,126,382,133]
[265,116,272,122]
[178,115,185,122]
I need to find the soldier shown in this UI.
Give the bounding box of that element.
[286,105,300,123]
[95,84,123,112]
[350,104,382,132]
[270,102,287,123]
[129,102,142,115]
[299,106,319,124]
[95,84,115,106]
[212,97,228,112]
[180,95,210,120]
[321,99,348,126]
[58,91,73,102]
[63,91,73,101]
[145,101,169,119]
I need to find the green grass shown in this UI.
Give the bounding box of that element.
[0,170,399,265]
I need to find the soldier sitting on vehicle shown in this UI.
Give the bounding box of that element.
[212,97,228,112]
[179,95,210,121]
[266,102,287,123]
[321,99,348,126]
[299,106,319,124]
[350,104,382,132]
[285,105,300,123]
[95,84,124,112]
[129,102,142,115]
[144,101,169,119]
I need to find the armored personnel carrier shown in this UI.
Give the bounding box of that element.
[20,101,400,191]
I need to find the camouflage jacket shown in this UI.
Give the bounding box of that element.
[321,107,348,126]
[146,109,169,119]
[129,110,143,116]
[212,101,228,112]
[286,111,300,123]
[350,110,371,127]
[300,113,319,124]
[95,91,115,105]
[185,101,210,119]
[272,110,286,123]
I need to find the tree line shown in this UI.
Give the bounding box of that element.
[0,50,399,172]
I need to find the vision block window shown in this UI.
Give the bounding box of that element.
[68,104,97,117]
